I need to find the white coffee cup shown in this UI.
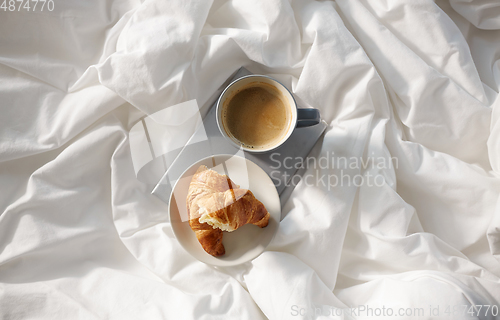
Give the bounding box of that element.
[216,75,320,153]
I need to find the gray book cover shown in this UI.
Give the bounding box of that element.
[151,67,327,211]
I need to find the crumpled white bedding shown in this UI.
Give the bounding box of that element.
[1,0,500,319]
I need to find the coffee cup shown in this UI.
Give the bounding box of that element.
[216,75,320,153]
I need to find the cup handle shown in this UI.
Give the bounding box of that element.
[297,108,321,128]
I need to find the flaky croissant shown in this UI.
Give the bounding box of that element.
[186,165,270,256]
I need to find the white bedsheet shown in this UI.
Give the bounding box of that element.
[1,0,500,319]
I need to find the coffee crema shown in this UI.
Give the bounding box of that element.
[222,82,291,150]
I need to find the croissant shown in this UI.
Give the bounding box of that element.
[186,165,270,256]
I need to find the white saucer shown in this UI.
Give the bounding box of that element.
[168,154,281,266]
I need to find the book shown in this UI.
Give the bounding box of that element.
[151,67,327,212]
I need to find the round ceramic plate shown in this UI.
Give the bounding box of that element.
[169,154,280,266]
